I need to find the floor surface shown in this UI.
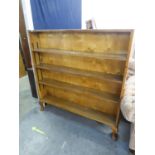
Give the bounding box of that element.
[19,76,132,155]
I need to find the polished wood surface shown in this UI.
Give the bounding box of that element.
[19,0,31,68]
[36,64,122,95]
[40,95,116,128]
[28,30,134,138]
[19,51,27,78]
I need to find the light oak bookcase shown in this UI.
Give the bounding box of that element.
[28,29,134,139]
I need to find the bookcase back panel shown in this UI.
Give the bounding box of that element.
[44,86,118,116]
[41,70,122,95]
[37,32,130,53]
[39,53,126,75]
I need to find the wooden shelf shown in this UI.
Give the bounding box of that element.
[36,64,123,84]
[29,29,133,33]
[39,78,120,104]
[41,95,116,128]
[33,48,127,61]
[29,30,134,136]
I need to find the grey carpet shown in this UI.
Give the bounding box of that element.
[19,76,131,155]
[20,104,131,155]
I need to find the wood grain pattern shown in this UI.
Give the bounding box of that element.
[33,48,127,60]
[36,64,123,82]
[115,31,134,127]
[36,64,122,95]
[39,53,126,75]
[40,95,116,128]
[36,32,130,53]
[42,78,119,101]
[28,29,134,137]
[28,33,44,100]
[19,51,27,78]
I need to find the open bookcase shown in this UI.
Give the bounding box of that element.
[28,30,134,139]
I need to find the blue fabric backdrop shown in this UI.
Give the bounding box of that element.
[30,0,81,29]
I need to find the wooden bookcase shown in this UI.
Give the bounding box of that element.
[28,30,134,139]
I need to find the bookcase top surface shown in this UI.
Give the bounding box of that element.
[28,29,134,34]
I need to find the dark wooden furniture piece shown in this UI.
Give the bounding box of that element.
[19,0,37,97]
[28,30,134,139]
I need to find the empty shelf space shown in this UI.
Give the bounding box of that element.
[39,78,120,103]
[41,95,116,128]
[35,64,123,83]
[33,48,127,61]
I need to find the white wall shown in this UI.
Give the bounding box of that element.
[82,0,136,29]
[21,0,34,30]
[22,0,136,30]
